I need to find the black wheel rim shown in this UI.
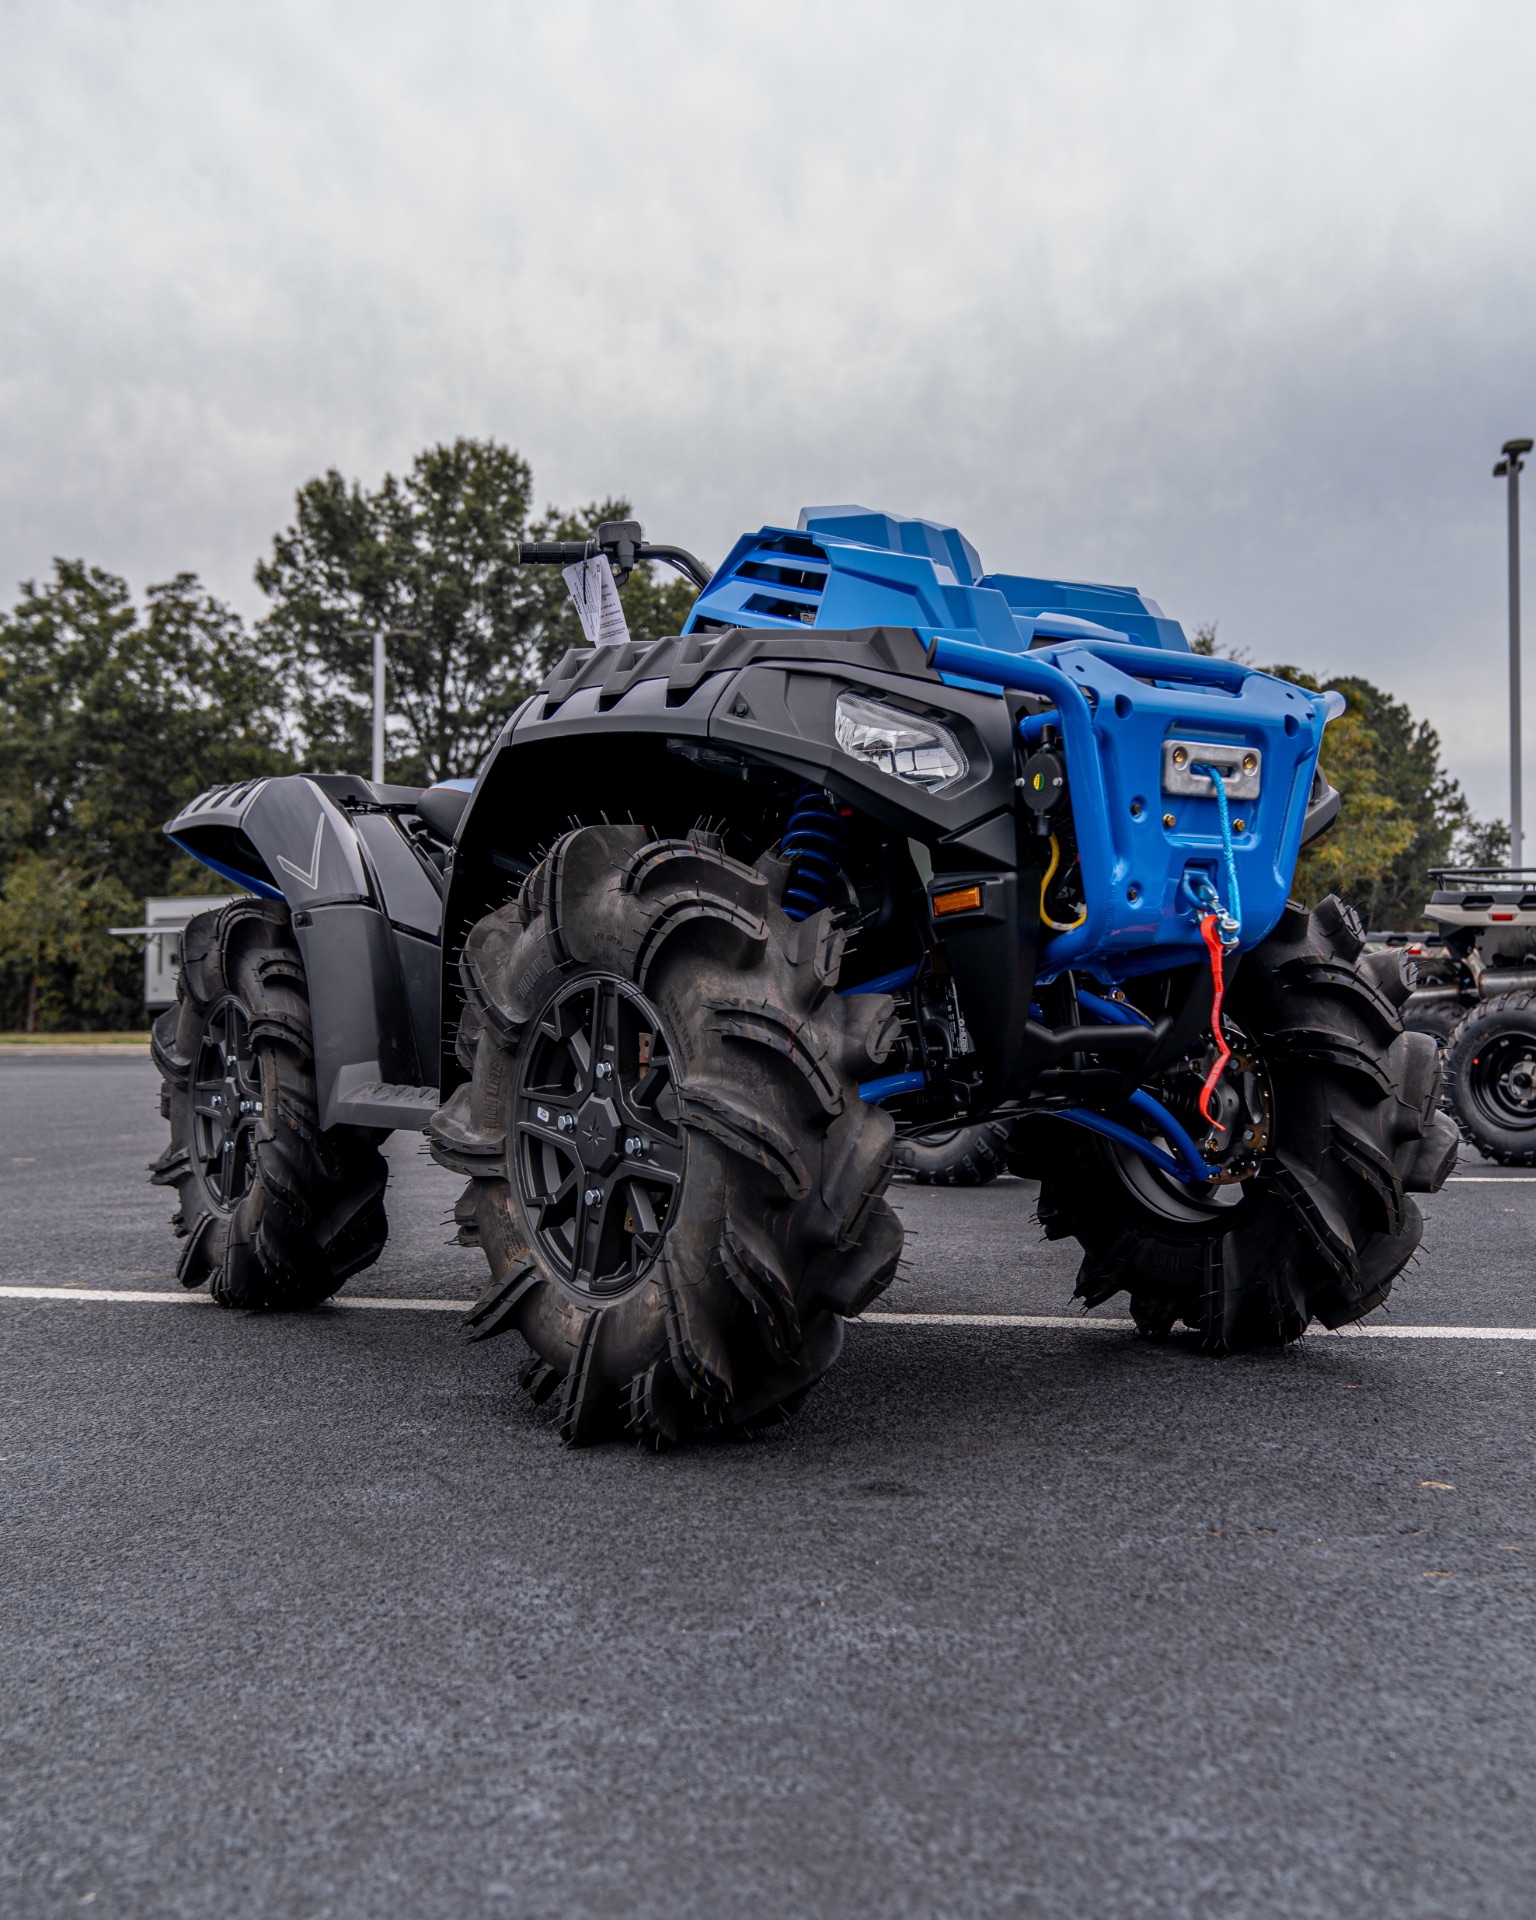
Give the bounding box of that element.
[514,974,687,1295]
[192,997,261,1210]
[1467,1032,1536,1131]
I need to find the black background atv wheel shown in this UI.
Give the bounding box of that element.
[1443,991,1536,1166]
[431,824,904,1448]
[1021,897,1459,1350]
[1401,998,1466,1048]
[892,1120,1014,1186]
[150,900,390,1307]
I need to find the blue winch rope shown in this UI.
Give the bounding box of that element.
[1193,762,1242,946]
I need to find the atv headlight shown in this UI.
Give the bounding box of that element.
[834,693,967,793]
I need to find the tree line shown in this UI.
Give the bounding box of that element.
[0,438,694,1028]
[0,442,1504,1028]
[1187,624,1506,930]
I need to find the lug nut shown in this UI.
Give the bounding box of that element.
[624,1136,644,1155]
[557,1113,575,1131]
[584,1188,602,1206]
[595,1062,612,1080]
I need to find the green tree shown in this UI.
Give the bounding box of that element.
[255,441,697,786]
[0,856,135,1033]
[0,561,287,1027]
[1273,669,1502,927]
[1184,619,1501,925]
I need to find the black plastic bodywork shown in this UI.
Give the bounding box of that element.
[440,627,1042,1110]
[167,624,1322,1137]
[165,773,447,1131]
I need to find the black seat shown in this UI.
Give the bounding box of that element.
[415,781,473,844]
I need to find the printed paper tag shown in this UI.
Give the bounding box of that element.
[561,553,631,648]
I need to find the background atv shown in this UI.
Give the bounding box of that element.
[891,1118,1016,1185]
[1387,868,1536,1164]
[153,506,1458,1446]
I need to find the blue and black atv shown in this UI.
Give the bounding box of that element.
[151,506,1458,1446]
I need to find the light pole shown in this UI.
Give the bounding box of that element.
[345,627,420,784]
[372,632,386,785]
[1495,439,1534,867]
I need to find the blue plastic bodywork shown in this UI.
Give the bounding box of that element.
[926,634,1339,981]
[686,503,1336,985]
[684,505,1191,654]
[166,834,284,902]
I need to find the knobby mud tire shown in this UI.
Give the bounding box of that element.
[1400,998,1466,1049]
[149,900,390,1307]
[1027,896,1459,1352]
[1442,991,1536,1166]
[430,825,904,1449]
[892,1120,1015,1185]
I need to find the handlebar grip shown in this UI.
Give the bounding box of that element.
[517,541,591,564]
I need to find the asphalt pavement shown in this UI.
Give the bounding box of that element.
[2,1056,1535,1918]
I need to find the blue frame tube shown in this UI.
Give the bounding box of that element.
[840,962,919,997]
[1124,1088,1213,1180]
[1075,987,1151,1027]
[858,1070,927,1104]
[1054,1108,1188,1178]
[1055,1089,1213,1182]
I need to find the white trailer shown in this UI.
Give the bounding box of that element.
[109,897,244,1012]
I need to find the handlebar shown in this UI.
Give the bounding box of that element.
[518,541,594,564]
[517,519,714,589]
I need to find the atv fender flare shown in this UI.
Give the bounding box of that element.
[165,774,434,1128]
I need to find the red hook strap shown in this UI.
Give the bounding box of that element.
[1197,911,1233,1127]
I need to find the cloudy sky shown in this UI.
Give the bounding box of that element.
[2,0,1533,816]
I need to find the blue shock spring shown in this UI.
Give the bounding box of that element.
[781,784,847,920]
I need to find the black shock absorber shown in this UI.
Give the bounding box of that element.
[781,784,848,920]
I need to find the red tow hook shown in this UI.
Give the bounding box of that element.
[1197,912,1233,1129]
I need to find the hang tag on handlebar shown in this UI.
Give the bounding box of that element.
[562,554,631,648]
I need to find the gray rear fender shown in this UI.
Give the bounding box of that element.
[165,774,445,1128]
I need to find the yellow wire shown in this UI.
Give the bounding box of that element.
[1040,832,1087,932]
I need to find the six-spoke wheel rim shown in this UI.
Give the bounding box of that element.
[513,974,687,1294]
[1467,1032,1536,1132]
[192,997,262,1210]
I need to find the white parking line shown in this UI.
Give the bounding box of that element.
[0,1286,465,1311]
[1448,1176,1536,1183]
[3,1286,1535,1340]
[862,1310,1134,1330]
[859,1311,1536,1340]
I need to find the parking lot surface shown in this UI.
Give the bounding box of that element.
[3,1055,1534,1918]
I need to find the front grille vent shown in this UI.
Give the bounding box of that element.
[729,534,828,627]
[743,593,818,625]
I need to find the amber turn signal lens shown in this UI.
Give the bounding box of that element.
[932,885,983,917]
